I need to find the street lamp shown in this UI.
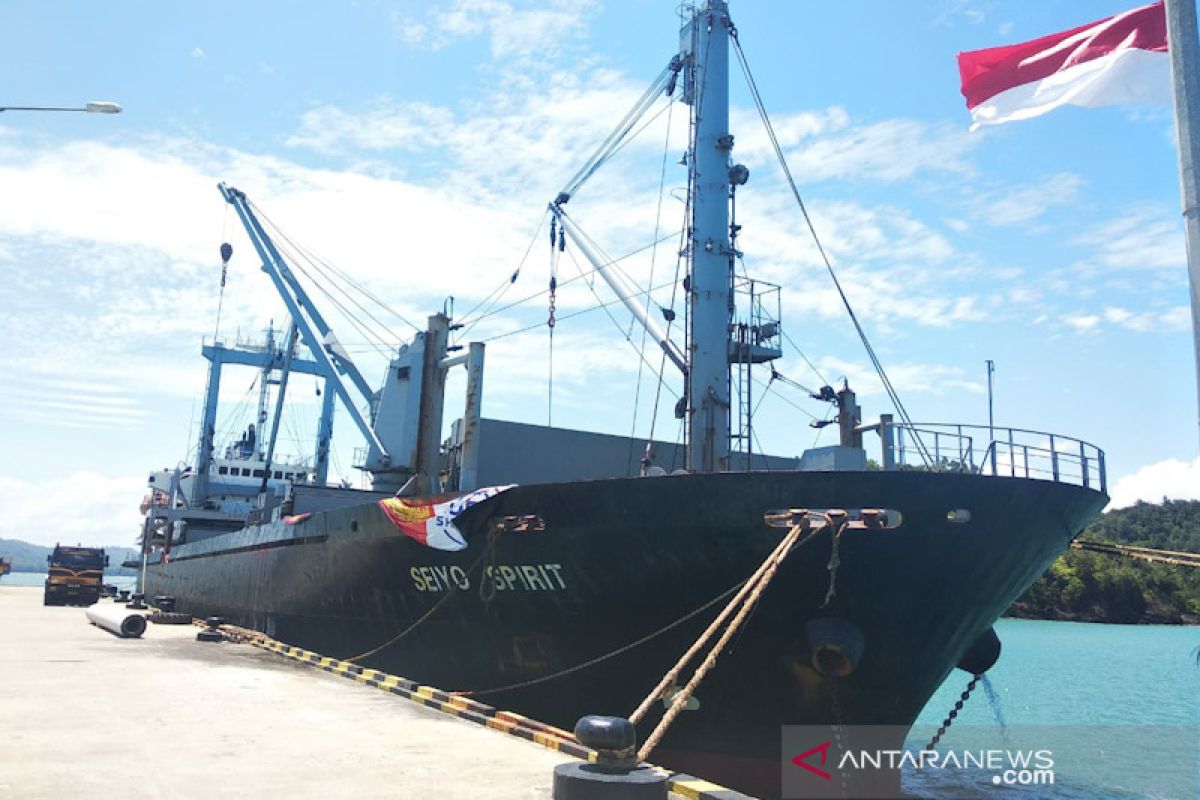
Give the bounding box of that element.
[0,101,122,114]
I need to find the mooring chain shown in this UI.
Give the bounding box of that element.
[924,673,982,751]
[829,678,851,800]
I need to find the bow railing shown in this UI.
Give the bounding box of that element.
[865,420,1106,494]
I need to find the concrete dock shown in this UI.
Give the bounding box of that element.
[0,586,575,799]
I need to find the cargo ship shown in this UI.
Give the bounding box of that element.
[140,3,1108,796]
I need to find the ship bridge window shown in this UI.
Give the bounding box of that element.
[274,470,283,479]
[241,468,251,477]
[252,469,265,478]
[218,467,228,475]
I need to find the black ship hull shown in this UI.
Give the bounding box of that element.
[145,470,1105,797]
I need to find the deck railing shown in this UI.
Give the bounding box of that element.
[873,421,1106,494]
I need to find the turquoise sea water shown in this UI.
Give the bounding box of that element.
[1,571,137,590]
[907,619,1200,799]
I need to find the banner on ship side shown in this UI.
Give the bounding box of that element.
[379,485,516,551]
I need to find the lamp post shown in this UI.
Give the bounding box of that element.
[0,101,122,114]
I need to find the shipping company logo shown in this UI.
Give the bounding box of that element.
[791,741,832,781]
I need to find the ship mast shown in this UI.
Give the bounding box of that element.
[686,0,734,473]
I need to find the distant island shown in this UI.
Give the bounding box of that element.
[1008,498,1200,625]
[0,538,140,577]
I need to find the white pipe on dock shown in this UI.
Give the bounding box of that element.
[86,604,147,638]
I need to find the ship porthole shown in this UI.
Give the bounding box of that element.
[947,509,972,524]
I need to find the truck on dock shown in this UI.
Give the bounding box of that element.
[44,545,108,606]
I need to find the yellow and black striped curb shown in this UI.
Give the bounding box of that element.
[194,620,751,800]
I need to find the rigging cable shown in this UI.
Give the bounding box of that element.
[456,208,550,339]
[214,207,233,342]
[558,244,683,401]
[547,217,562,426]
[253,206,403,354]
[730,27,931,465]
[780,328,830,389]
[557,58,681,203]
[644,133,695,455]
[627,87,678,475]
[753,375,818,422]
[252,202,420,334]
[213,373,263,461]
[262,230,396,358]
[460,234,678,333]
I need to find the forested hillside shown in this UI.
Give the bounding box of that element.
[1010,499,1200,624]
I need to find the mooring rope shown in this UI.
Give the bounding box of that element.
[633,514,842,762]
[343,526,503,663]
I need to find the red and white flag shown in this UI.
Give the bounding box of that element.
[378,485,516,551]
[958,1,1169,130]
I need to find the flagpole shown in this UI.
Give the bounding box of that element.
[1165,0,1200,448]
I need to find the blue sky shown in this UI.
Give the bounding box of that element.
[1,0,1197,548]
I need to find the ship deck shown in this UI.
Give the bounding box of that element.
[0,585,686,800]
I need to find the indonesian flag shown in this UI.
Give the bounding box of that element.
[958,1,1169,130]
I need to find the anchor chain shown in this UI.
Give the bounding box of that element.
[829,678,851,799]
[924,673,982,751]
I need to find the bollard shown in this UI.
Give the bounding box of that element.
[197,615,225,643]
[553,716,667,800]
[126,592,148,610]
[153,595,177,613]
[116,589,131,603]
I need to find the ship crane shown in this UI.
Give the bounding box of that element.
[547,0,783,473]
[215,183,486,496]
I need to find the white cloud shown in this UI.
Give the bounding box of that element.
[971,172,1083,226]
[936,0,989,27]
[286,102,458,155]
[1074,206,1186,272]
[399,21,429,46]
[0,471,147,547]
[1065,314,1101,331]
[396,0,598,61]
[776,118,976,183]
[1109,456,1200,508]
[190,47,205,58]
[1101,305,1192,333]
